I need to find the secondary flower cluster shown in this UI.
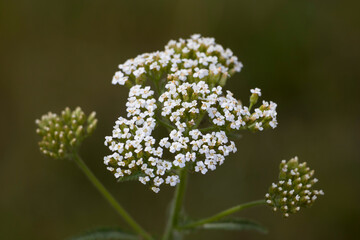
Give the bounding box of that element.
[106,34,278,193]
[160,81,277,132]
[104,86,181,193]
[112,34,242,87]
[36,107,97,159]
[265,157,324,217]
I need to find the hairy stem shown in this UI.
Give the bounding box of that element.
[178,199,265,229]
[72,153,153,240]
[162,169,188,240]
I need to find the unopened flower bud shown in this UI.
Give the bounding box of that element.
[265,156,324,217]
[36,107,97,159]
[249,88,261,110]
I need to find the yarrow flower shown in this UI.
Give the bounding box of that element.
[105,34,279,193]
[36,107,97,159]
[265,157,324,217]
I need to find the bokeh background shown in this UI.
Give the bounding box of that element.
[1,0,359,239]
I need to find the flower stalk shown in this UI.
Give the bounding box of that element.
[162,168,188,240]
[178,199,265,230]
[72,152,153,240]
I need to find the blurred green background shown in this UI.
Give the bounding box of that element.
[1,0,359,239]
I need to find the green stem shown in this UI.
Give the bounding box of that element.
[72,153,153,240]
[199,125,219,133]
[156,116,176,130]
[193,112,206,129]
[154,77,161,97]
[249,103,254,111]
[178,199,265,230]
[162,169,188,240]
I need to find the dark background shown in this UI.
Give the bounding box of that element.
[1,0,359,239]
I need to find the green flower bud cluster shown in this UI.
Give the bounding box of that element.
[35,107,97,159]
[265,157,324,217]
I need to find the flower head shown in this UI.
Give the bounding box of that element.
[36,107,97,159]
[106,34,279,193]
[265,157,324,217]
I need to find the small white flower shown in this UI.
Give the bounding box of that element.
[185,152,196,162]
[166,175,180,186]
[114,168,123,178]
[153,176,164,187]
[195,161,208,174]
[250,88,261,96]
[173,154,186,168]
[269,120,278,129]
[139,176,150,185]
[255,122,263,131]
[205,158,217,171]
[193,69,209,79]
[133,67,146,78]
[151,187,160,193]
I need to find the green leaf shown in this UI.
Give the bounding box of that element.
[117,171,145,183]
[67,227,139,240]
[200,218,267,234]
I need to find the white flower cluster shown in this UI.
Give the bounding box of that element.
[106,34,278,193]
[104,86,181,193]
[160,81,277,132]
[112,34,243,87]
